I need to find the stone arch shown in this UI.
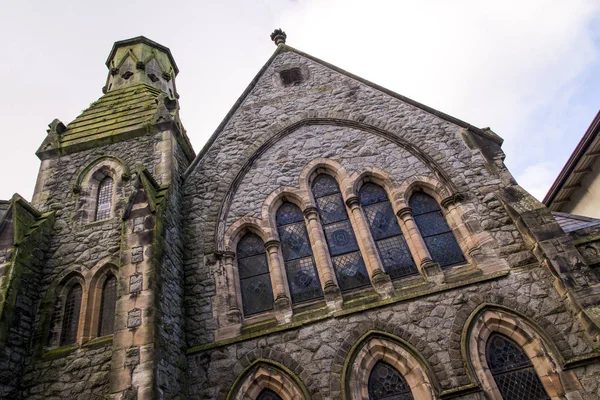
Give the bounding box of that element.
[298,158,354,200]
[83,261,119,341]
[343,332,438,400]
[75,156,130,224]
[463,305,583,399]
[350,168,400,202]
[224,218,271,252]
[397,175,453,208]
[227,359,309,400]
[199,116,464,254]
[330,320,446,398]
[261,186,310,236]
[45,270,86,347]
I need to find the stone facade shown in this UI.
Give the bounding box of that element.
[1,34,600,399]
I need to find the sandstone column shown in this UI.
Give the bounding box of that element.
[222,251,242,322]
[264,240,291,314]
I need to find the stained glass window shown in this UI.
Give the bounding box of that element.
[360,183,418,280]
[276,202,323,304]
[312,174,370,292]
[98,274,117,337]
[409,192,465,269]
[257,388,283,400]
[487,333,549,400]
[60,283,83,346]
[237,234,274,316]
[368,361,414,400]
[96,176,114,221]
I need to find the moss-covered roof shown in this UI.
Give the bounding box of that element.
[36,83,195,161]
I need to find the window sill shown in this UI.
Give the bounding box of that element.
[82,334,113,349]
[41,343,79,360]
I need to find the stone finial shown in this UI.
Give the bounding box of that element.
[270,29,287,46]
[47,119,67,135]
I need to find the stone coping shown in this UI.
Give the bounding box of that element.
[40,335,113,361]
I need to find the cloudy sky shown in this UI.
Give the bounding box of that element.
[1,0,599,201]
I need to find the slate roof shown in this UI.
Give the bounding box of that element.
[552,211,600,233]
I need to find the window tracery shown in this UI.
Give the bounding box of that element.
[486,333,549,400]
[360,183,418,279]
[409,192,465,268]
[60,283,83,346]
[95,176,114,221]
[368,361,414,400]
[237,233,274,316]
[97,274,117,336]
[276,202,323,304]
[312,174,370,292]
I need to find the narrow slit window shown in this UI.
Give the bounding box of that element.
[237,234,274,316]
[98,274,118,337]
[60,283,83,346]
[487,333,550,400]
[360,183,418,279]
[95,176,114,221]
[311,174,370,292]
[276,202,323,304]
[368,360,414,400]
[409,192,465,268]
[280,68,303,86]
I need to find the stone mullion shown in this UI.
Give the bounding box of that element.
[396,207,442,278]
[345,197,391,290]
[222,251,242,321]
[303,206,341,301]
[264,240,291,314]
[441,196,480,261]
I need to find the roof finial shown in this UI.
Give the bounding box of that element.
[270,29,287,46]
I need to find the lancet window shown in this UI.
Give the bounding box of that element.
[60,284,83,346]
[97,274,118,336]
[409,192,465,268]
[368,361,414,400]
[360,183,418,279]
[486,333,549,400]
[237,233,274,316]
[256,389,283,400]
[95,176,114,221]
[312,174,370,292]
[276,202,323,303]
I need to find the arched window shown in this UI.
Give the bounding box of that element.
[409,192,465,268]
[237,234,274,316]
[257,389,283,400]
[98,274,118,336]
[368,361,414,400]
[95,176,114,221]
[486,333,549,400]
[360,183,418,280]
[312,174,369,292]
[276,202,323,304]
[60,283,83,346]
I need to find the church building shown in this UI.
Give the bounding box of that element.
[1,31,600,399]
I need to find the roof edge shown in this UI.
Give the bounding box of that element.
[543,110,600,206]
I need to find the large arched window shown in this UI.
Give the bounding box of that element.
[95,176,114,221]
[237,234,274,316]
[368,361,414,400]
[360,183,418,280]
[276,202,323,304]
[98,274,118,336]
[312,174,369,292]
[486,333,549,400]
[60,283,83,346]
[409,192,465,268]
[257,389,283,400]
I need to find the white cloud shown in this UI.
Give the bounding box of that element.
[515,161,562,201]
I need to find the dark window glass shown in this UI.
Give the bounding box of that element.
[96,176,114,221]
[276,202,323,304]
[360,183,418,280]
[257,388,283,400]
[409,192,465,268]
[237,234,274,316]
[98,275,118,337]
[368,361,414,400]
[61,284,83,346]
[487,333,550,400]
[312,175,370,292]
[280,68,303,86]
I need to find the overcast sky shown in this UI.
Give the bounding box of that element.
[1,0,599,202]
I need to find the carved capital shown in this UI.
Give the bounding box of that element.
[222,250,236,261]
[264,240,280,251]
[441,193,465,209]
[396,207,413,219]
[345,196,361,209]
[303,206,319,219]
